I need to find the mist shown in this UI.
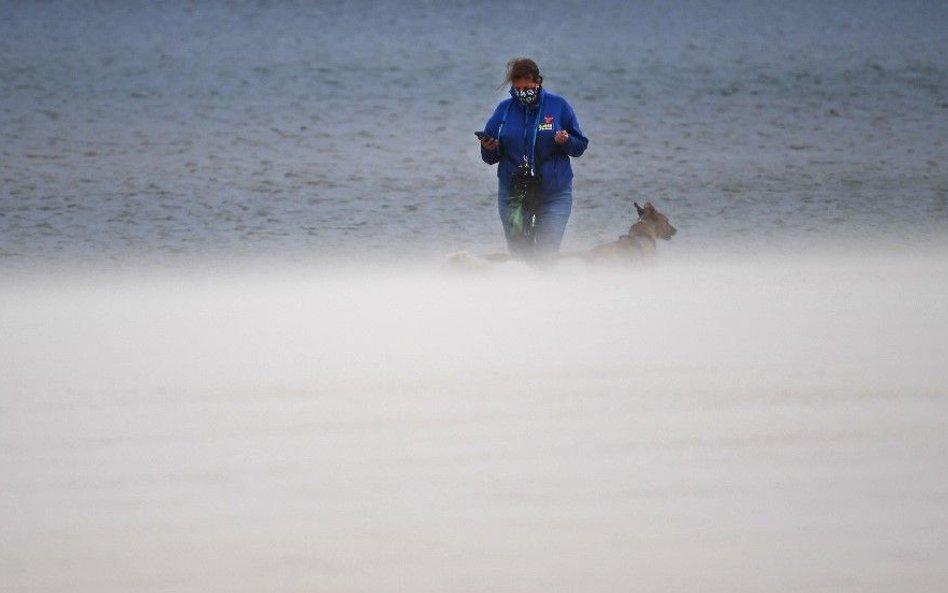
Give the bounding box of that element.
[2,248,946,592]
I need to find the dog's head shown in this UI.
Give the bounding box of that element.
[634,201,677,240]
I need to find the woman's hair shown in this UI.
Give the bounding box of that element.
[503,57,542,86]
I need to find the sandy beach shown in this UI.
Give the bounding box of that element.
[2,251,947,592]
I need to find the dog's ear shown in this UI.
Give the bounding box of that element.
[643,201,655,213]
[634,202,644,216]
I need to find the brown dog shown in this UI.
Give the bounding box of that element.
[580,201,677,263]
[446,201,675,269]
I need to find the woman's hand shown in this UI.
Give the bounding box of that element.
[479,136,498,151]
[554,130,569,144]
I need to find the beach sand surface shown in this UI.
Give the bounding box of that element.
[2,250,947,592]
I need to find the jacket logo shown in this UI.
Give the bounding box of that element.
[538,115,554,131]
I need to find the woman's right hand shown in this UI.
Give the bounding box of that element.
[479,136,498,151]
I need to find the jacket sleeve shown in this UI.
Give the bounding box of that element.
[480,102,505,165]
[561,102,588,158]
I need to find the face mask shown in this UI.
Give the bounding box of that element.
[514,86,539,107]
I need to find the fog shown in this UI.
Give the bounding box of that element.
[2,248,946,592]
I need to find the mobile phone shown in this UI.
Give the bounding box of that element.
[475,131,491,141]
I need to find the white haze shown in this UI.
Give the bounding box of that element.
[2,249,947,592]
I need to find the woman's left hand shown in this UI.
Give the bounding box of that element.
[554,130,569,144]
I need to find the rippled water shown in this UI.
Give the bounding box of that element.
[2,0,947,266]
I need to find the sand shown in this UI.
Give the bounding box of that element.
[2,250,947,592]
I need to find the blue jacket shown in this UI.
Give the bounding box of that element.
[481,88,588,195]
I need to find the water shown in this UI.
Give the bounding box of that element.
[2,0,946,265]
[2,2,948,591]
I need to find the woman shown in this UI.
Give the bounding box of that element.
[479,57,588,260]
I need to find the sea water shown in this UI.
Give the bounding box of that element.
[1,0,946,263]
